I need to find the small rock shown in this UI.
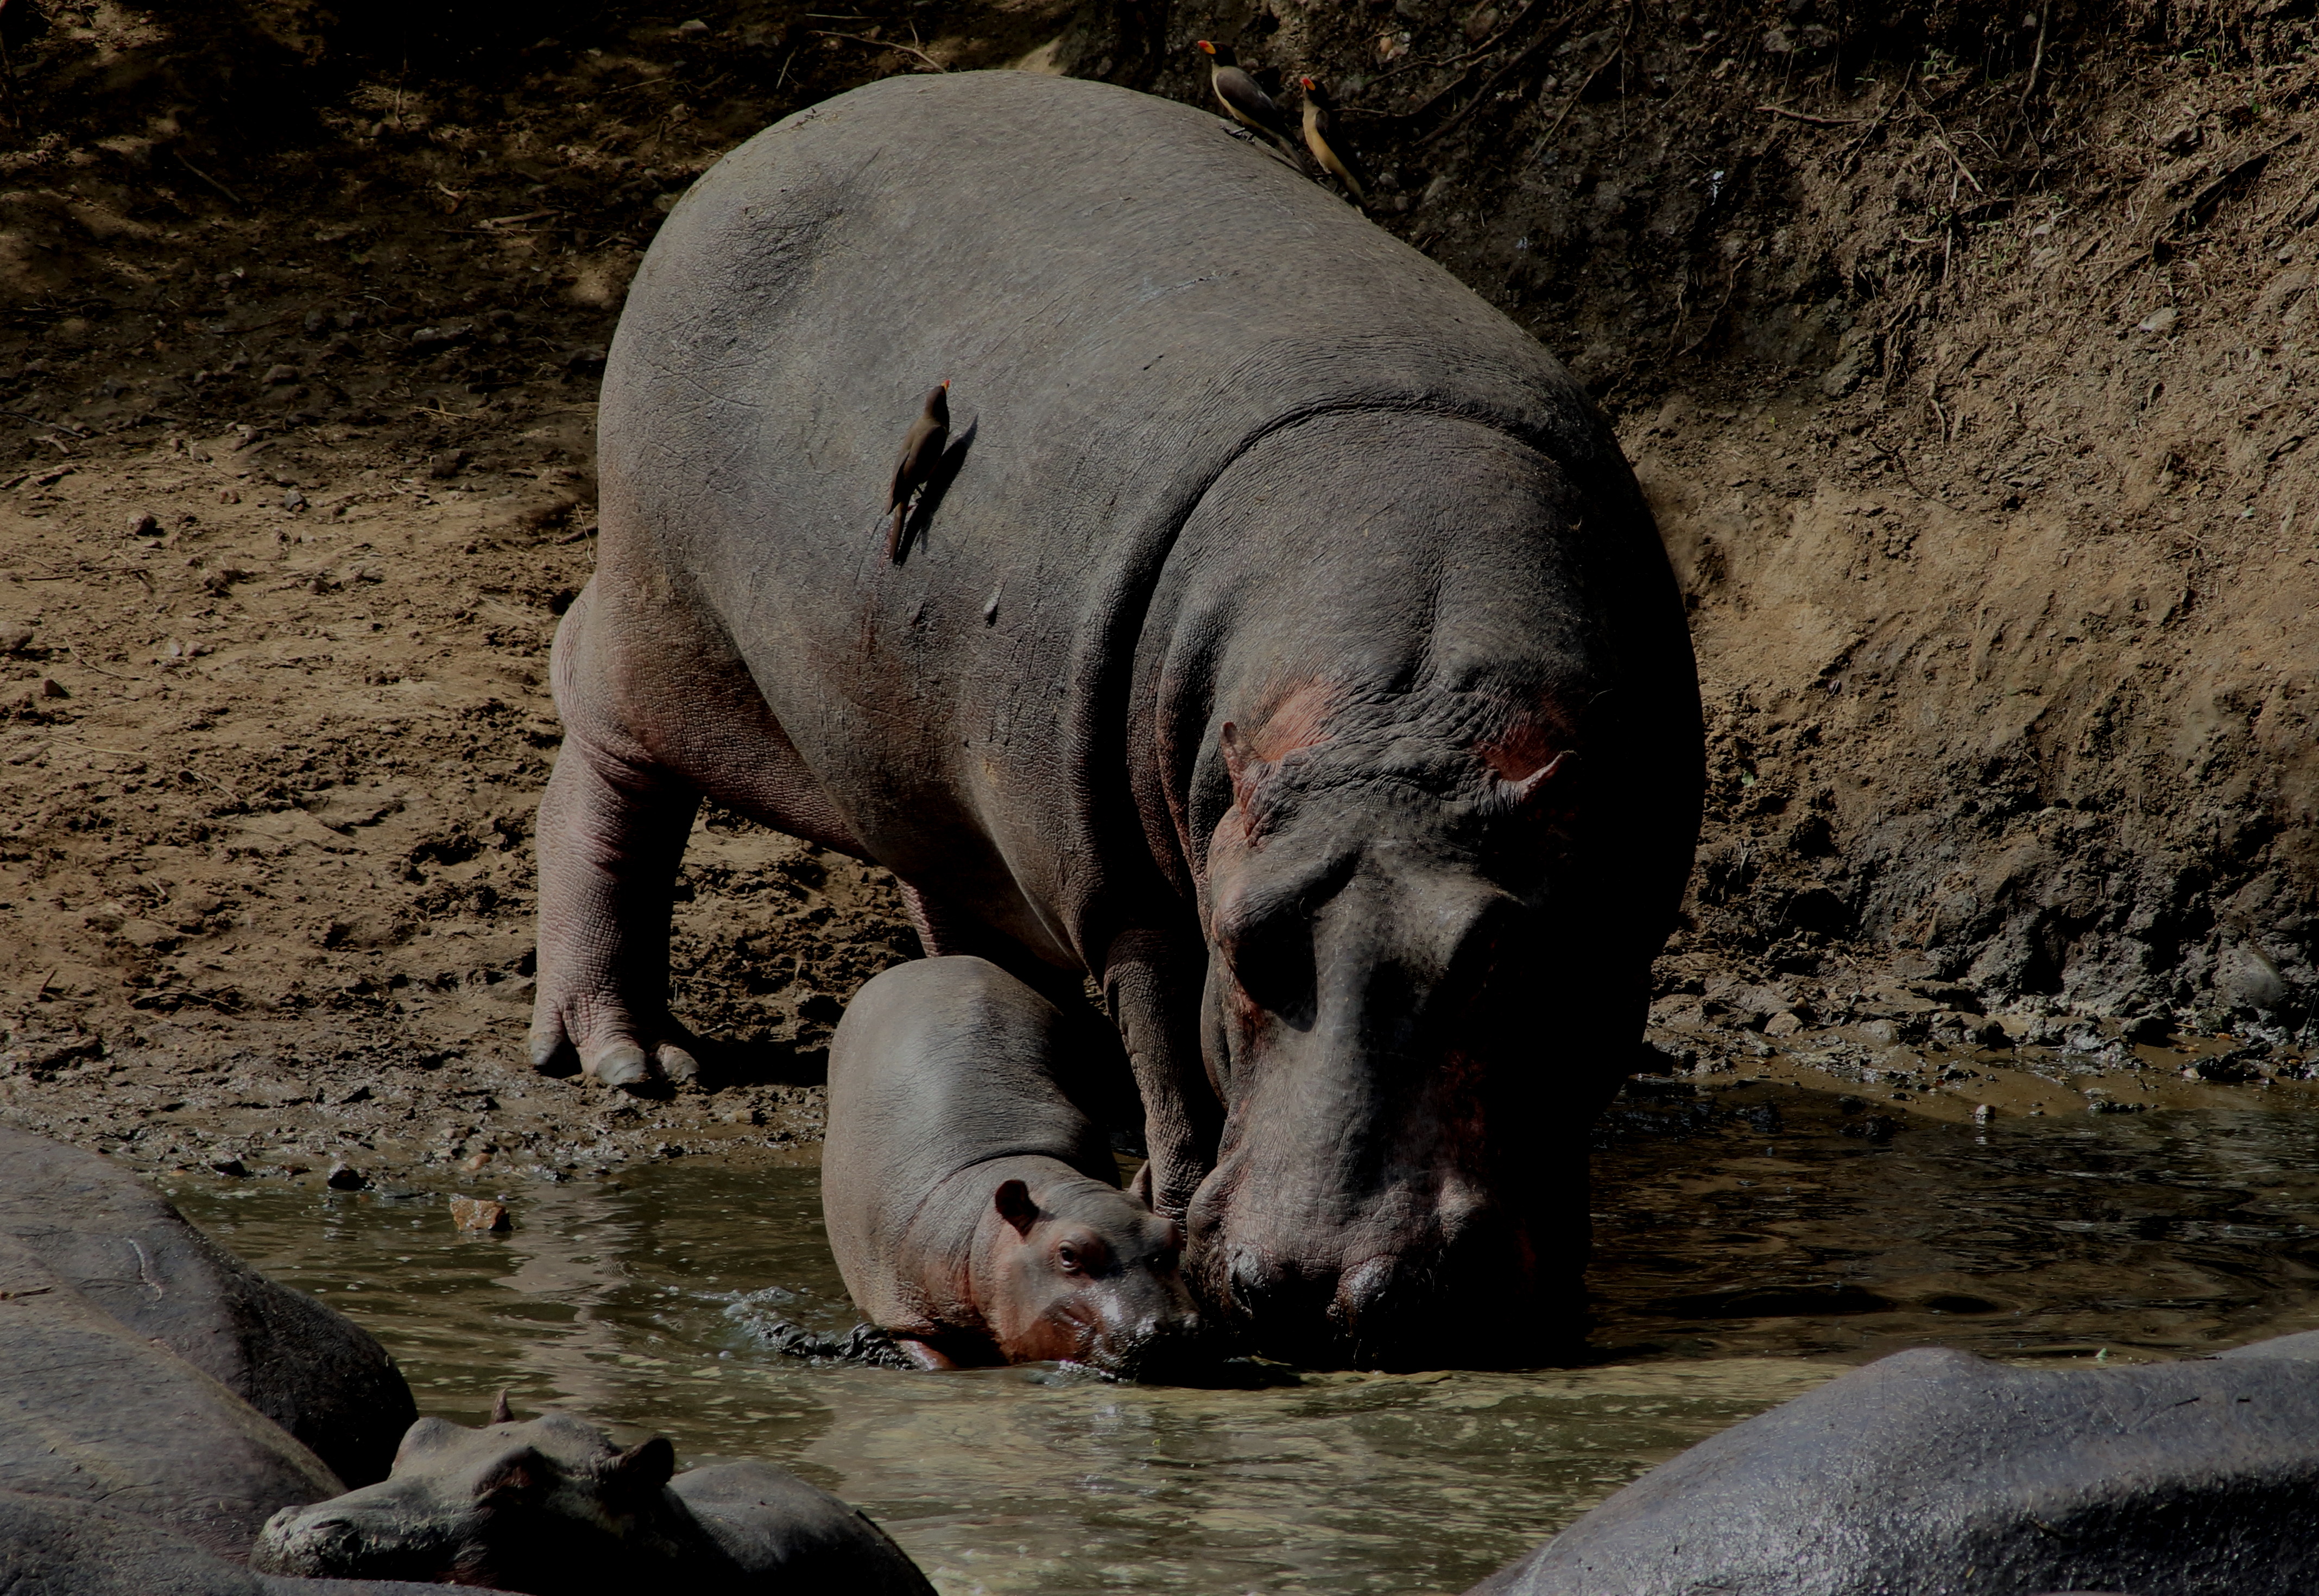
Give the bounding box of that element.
[326,1163,368,1190]
[283,486,307,511]
[0,622,31,653]
[33,677,66,700]
[460,1150,492,1172]
[564,346,606,375]
[209,1157,249,1177]
[409,324,473,349]
[675,16,710,33]
[427,449,470,479]
[1764,1010,1804,1037]
[1855,1017,1900,1045]
[218,487,241,505]
[262,364,301,385]
[1972,1103,1995,1123]
[127,510,159,536]
[450,1195,511,1232]
[301,311,330,336]
[2137,306,2178,334]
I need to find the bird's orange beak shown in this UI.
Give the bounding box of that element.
[940,379,951,389]
[1299,75,1317,90]
[1195,39,1216,53]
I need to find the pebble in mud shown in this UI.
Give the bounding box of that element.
[449,1195,510,1232]
[0,622,31,653]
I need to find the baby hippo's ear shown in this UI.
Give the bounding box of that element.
[995,1178,1038,1237]
[608,1436,676,1499]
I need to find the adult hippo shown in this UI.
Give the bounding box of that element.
[529,71,1701,1366]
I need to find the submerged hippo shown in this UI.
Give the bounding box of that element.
[824,955,1204,1375]
[530,70,1701,1365]
[1467,1333,2319,1595]
[0,1128,414,1558]
[0,1129,441,1594]
[252,1408,936,1596]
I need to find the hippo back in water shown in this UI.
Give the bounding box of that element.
[531,70,1701,1365]
[1468,1338,2319,1596]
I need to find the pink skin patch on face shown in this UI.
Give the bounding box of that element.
[1474,715,1571,788]
[1220,680,1342,823]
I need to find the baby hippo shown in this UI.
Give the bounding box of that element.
[824,956,1206,1377]
[250,1404,934,1596]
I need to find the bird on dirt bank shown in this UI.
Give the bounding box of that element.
[1195,41,1297,147]
[1297,76,1371,206]
[884,379,950,562]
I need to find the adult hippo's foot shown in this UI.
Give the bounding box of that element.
[526,729,704,1090]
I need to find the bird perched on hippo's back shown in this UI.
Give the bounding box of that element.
[1298,76,1371,206]
[884,379,949,562]
[1194,41,1297,147]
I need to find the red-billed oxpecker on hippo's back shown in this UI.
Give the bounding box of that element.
[529,71,1702,1368]
[823,955,1204,1377]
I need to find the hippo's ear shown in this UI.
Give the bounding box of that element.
[490,1390,514,1425]
[994,1178,1038,1237]
[608,1435,676,1498]
[1495,749,1570,810]
[1219,722,1269,813]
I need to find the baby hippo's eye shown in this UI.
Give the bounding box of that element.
[1056,1242,1083,1275]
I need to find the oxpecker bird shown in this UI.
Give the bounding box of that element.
[884,379,950,562]
[1298,76,1372,206]
[1195,40,1296,146]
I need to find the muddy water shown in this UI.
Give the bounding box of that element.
[170,1087,2319,1596]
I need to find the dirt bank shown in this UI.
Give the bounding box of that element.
[1,0,2312,1178]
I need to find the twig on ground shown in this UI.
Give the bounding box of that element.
[1423,0,1604,144]
[811,31,945,72]
[1757,103,1862,125]
[1837,66,1911,175]
[2018,0,2050,110]
[1674,248,1752,356]
[1535,3,1638,147]
[173,151,244,206]
[1862,433,1953,506]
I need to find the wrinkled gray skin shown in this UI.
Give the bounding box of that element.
[824,955,1205,1376]
[1466,1332,2319,1596]
[0,1488,453,1596]
[0,1129,438,1595]
[0,1128,413,1559]
[531,71,1701,1366]
[252,1410,936,1596]
[0,1126,415,1491]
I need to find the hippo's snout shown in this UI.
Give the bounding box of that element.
[251,1505,369,1577]
[1081,1305,1214,1382]
[251,1497,455,1582]
[1206,1196,1570,1370]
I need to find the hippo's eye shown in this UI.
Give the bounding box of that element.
[1056,1243,1084,1274]
[1220,908,1316,1025]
